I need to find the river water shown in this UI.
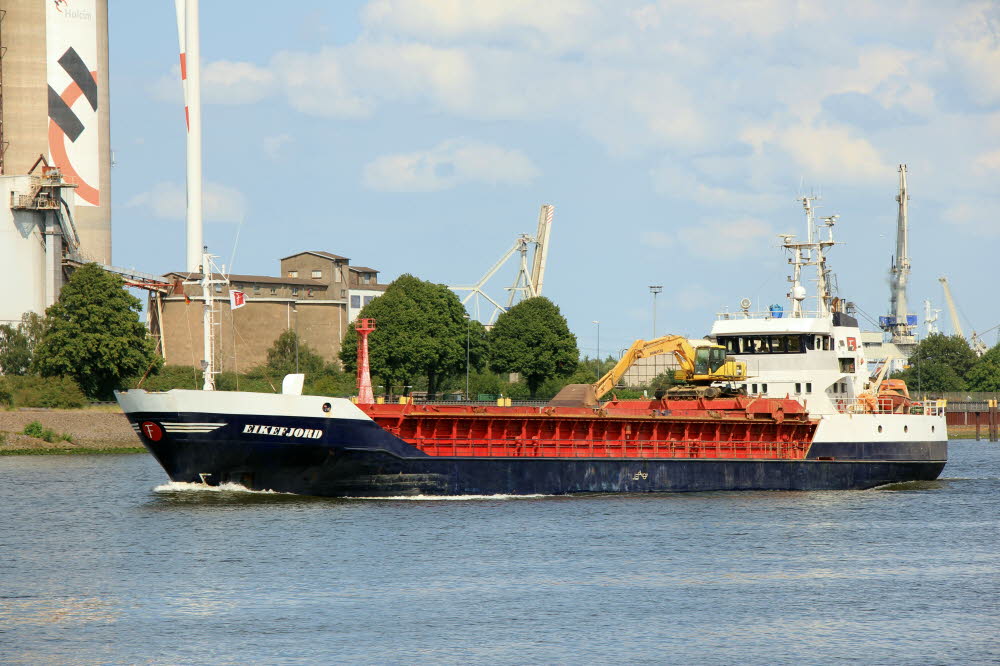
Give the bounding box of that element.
[1,441,997,665]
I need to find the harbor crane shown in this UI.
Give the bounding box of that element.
[938,275,992,356]
[450,204,554,324]
[879,165,916,354]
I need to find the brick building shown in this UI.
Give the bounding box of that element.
[150,251,388,371]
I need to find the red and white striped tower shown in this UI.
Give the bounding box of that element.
[174,0,203,272]
[355,318,376,404]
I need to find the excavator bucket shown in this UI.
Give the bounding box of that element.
[547,383,600,408]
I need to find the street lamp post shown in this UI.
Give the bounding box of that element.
[592,320,601,379]
[464,314,471,400]
[291,304,300,373]
[649,285,663,338]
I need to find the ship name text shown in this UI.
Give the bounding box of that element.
[243,424,323,439]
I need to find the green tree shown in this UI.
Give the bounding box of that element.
[339,275,487,397]
[0,312,44,375]
[488,297,579,397]
[967,344,1000,391]
[892,333,977,392]
[265,329,326,377]
[33,263,160,399]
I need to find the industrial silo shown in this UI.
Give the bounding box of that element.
[0,0,111,323]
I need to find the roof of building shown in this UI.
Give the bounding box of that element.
[347,265,379,273]
[280,250,349,261]
[351,284,389,293]
[163,272,328,287]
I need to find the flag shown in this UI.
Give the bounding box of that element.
[230,290,247,310]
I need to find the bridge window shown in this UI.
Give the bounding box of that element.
[839,358,856,373]
[787,336,802,353]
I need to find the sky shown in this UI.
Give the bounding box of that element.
[108,0,1000,359]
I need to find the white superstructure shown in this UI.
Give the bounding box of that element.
[710,197,946,445]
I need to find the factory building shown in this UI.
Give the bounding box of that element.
[150,252,389,372]
[0,0,112,324]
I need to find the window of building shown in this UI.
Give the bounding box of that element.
[307,288,313,297]
[351,295,361,308]
[292,287,299,296]
[214,283,222,293]
[364,295,375,306]
[270,287,277,295]
[340,289,346,298]
[288,271,298,278]
[253,285,261,295]
[335,269,341,283]
[312,270,322,279]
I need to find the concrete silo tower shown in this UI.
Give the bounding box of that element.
[0,0,111,323]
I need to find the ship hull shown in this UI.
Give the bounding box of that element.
[146,439,945,496]
[117,390,946,497]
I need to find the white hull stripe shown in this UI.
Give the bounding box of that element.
[161,422,227,433]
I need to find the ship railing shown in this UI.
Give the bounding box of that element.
[831,398,946,416]
[412,437,811,460]
[716,309,824,320]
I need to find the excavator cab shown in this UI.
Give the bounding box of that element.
[691,346,727,375]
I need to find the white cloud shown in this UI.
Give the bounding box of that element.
[639,231,673,249]
[362,0,598,51]
[149,61,275,105]
[650,162,783,210]
[973,148,1000,175]
[936,4,1000,107]
[775,126,890,183]
[126,181,247,223]
[640,217,773,259]
[943,201,1000,236]
[676,218,774,258]
[270,48,373,117]
[362,139,540,191]
[263,133,294,160]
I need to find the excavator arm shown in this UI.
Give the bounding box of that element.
[592,335,695,399]
[548,334,747,408]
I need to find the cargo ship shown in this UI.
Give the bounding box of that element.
[116,199,946,496]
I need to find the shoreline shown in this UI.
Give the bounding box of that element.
[0,408,144,455]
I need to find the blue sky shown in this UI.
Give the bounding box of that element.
[109,1,1000,359]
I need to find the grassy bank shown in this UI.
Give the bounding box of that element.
[0,408,143,455]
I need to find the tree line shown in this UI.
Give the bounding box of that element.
[0,265,590,404]
[891,333,1000,393]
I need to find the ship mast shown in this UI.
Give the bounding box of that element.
[783,195,838,317]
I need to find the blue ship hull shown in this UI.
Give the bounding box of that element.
[127,410,947,497]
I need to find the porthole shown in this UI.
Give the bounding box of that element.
[904,425,908,433]
[322,402,332,413]
[877,425,883,433]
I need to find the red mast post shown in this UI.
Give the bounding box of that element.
[355,318,376,404]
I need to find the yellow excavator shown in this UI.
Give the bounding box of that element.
[548,334,748,407]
